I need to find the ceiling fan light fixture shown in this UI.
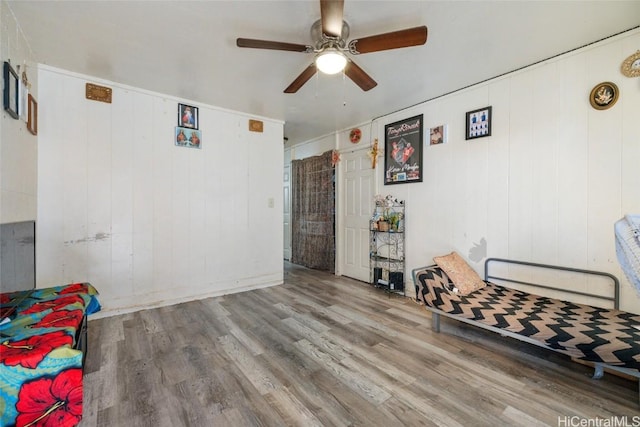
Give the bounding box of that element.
[315,49,347,74]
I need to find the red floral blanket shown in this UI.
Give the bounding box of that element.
[0,283,100,427]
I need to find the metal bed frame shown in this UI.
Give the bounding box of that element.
[412,257,640,404]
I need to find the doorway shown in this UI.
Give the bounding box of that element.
[290,150,336,272]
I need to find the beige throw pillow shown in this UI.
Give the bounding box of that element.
[433,251,486,296]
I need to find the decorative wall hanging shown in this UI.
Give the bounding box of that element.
[384,114,423,185]
[178,103,198,129]
[349,128,362,144]
[85,83,112,103]
[331,150,341,166]
[3,62,19,119]
[19,66,30,121]
[589,82,619,110]
[175,126,201,149]
[290,150,335,273]
[429,124,447,145]
[465,106,491,140]
[27,94,37,135]
[621,51,640,78]
[249,119,263,132]
[369,138,379,169]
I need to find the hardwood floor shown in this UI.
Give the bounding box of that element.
[81,263,639,426]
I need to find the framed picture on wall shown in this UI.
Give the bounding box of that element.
[429,124,447,145]
[465,106,492,140]
[178,103,198,129]
[384,114,423,185]
[27,94,37,135]
[589,82,619,110]
[175,126,201,149]
[3,62,19,119]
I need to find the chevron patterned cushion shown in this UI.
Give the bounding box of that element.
[434,252,486,295]
[414,266,640,370]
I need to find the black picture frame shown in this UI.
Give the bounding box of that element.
[465,106,492,140]
[178,103,198,129]
[3,62,19,119]
[384,114,423,185]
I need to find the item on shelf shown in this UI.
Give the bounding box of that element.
[373,267,383,285]
[389,272,404,291]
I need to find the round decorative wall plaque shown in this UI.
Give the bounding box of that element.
[589,81,619,110]
[349,128,362,144]
[620,50,640,78]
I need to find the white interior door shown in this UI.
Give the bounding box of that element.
[340,149,374,282]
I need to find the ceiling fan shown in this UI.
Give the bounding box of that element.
[236,0,428,93]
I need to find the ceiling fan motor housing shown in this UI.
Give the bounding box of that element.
[311,19,349,51]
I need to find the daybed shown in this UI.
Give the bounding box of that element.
[412,254,640,403]
[0,283,100,427]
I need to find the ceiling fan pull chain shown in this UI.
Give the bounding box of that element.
[342,71,347,107]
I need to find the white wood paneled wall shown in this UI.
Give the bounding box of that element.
[37,66,284,315]
[369,29,640,314]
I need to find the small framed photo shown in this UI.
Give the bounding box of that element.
[465,106,492,140]
[178,103,198,129]
[3,61,19,119]
[429,124,447,145]
[175,126,201,149]
[27,94,37,135]
[589,82,619,110]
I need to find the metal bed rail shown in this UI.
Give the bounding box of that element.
[484,257,620,310]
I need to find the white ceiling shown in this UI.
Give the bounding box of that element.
[6,1,640,145]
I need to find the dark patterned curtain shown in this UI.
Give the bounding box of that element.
[291,150,335,273]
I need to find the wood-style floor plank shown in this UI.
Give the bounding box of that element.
[81,262,639,426]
